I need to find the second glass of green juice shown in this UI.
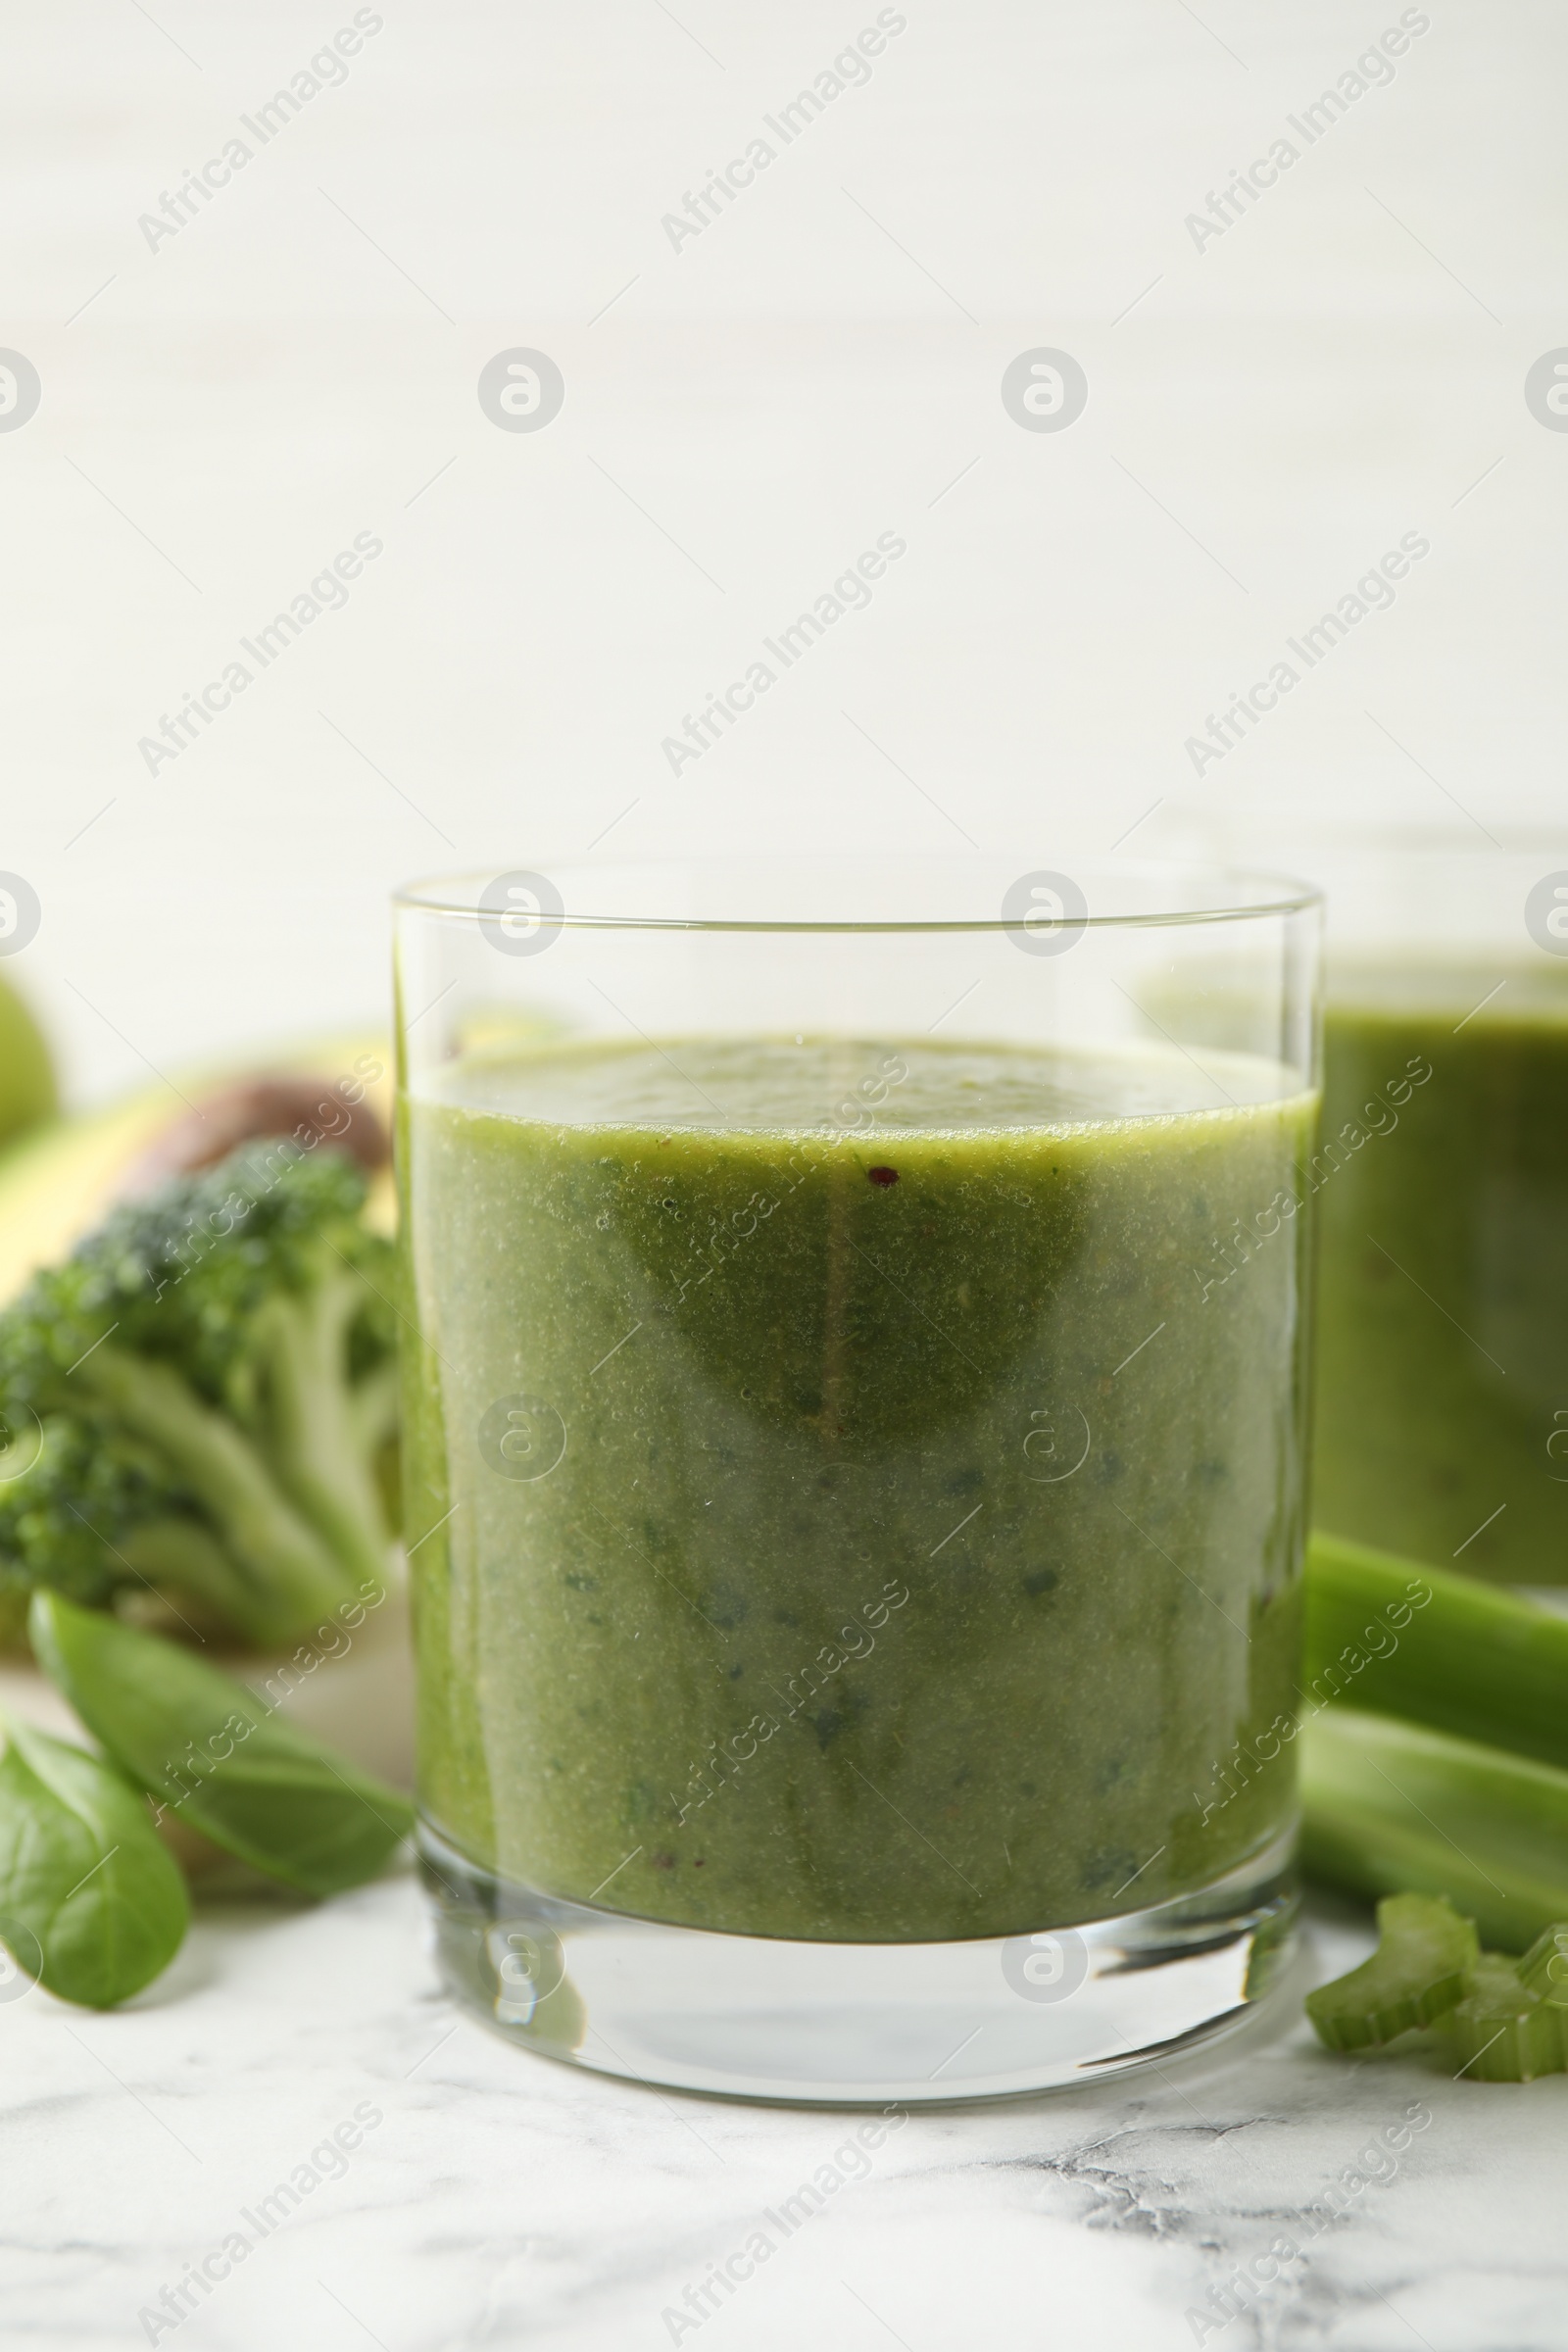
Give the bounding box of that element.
[1158,815,1568,1584]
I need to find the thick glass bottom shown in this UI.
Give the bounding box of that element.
[419,1821,1299,2105]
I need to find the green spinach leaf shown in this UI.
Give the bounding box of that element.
[0,1717,189,2007]
[30,1593,413,1898]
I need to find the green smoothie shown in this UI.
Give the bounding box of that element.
[400,1035,1314,1942]
[1314,959,1568,1582]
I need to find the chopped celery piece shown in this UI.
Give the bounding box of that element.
[1516,1924,1568,2070]
[1517,1922,1568,2004]
[1443,1954,1564,2082]
[1305,1891,1478,2051]
[1301,1707,1568,1952]
[1304,1532,1568,1775]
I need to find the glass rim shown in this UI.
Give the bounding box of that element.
[393,855,1322,936]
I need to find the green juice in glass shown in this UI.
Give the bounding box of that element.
[1314,959,1568,1582]
[400,1035,1314,1943]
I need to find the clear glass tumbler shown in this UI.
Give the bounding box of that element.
[394,856,1321,2103]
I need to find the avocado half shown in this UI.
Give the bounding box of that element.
[0,1033,394,1308]
[0,971,58,1155]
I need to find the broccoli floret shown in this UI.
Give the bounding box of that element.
[0,1139,400,1647]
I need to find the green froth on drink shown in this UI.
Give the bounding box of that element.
[1314,959,1568,1583]
[400,1035,1314,1943]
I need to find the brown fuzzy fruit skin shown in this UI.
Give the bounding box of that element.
[113,1077,389,1200]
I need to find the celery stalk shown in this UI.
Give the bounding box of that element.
[1305,1891,1478,2050]
[1441,1954,1564,2082]
[1304,1531,1568,1774]
[1517,1922,1568,2001]
[1516,1923,1568,2067]
[1300,1706,1568,1952]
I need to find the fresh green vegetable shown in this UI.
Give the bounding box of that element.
[1517,1921,1568,2008]
[0,1141,398,1647]
[0,1717,188,2007]
[0,969,57,1154]
[1304,1531,1568,1774]
[1304,1891,1478,2051]
[1442,1952,1563,2082]
[1515,1922,1568,2072]
[1301,1541,1568,2079]
[30,1593,412,1896]
[1300,1705,1568,1953]
[1306,1898,1568,2081]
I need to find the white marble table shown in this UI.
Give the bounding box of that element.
[4,1872,1563,2352]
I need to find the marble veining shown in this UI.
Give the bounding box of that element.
[1,1872,1564,2351]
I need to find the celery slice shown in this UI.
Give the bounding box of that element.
[1516,1923,1568,2069]
[1300,1707,1568,1952]
[1305,1891,1478,2051]
[1443,1954,1564,2082]
[1303,1532,1568,1774]
[1517,1922,1568,2002]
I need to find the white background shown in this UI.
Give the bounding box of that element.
[4,0,1564,1102]
[5,22,1568,2349]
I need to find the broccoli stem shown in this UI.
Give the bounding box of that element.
[116,1518,282,1642]
[251,1271,392,1597]
[349,1356,399,1458]
[74,1348,360,1645]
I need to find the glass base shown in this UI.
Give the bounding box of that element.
[419,1822,1299,2106]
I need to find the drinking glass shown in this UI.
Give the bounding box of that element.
[394,855,1320,2102]
[1159,815,1568,1584]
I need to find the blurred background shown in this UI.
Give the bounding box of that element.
[3,0,1564,1103]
